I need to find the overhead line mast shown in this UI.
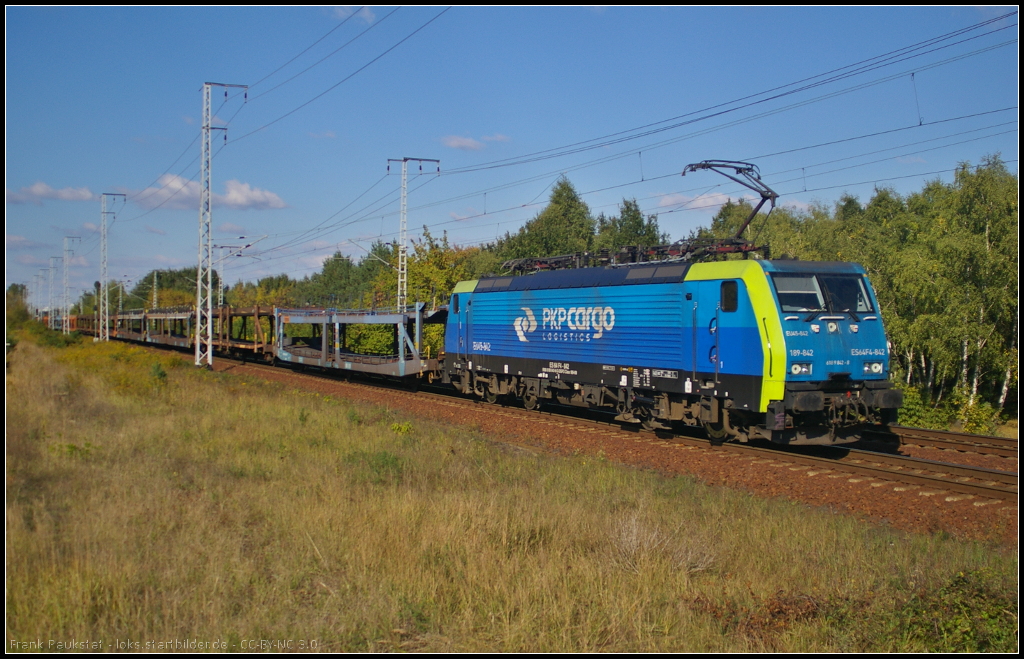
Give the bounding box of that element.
[62,236,80,334]
[387,158,439,311]
[99,193,126,342]
[48,257,60,330]
[196,81,247,368]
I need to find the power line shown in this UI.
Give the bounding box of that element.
[249,7,366,89]
[746,107,1016,161]
[249,8,398,101]
[443,18,1017,174]
[231,112,1017,277]
[123,20,1013,247]
[231,8,452,144]
[118,10,372,215]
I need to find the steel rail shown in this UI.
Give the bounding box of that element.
[864,425,1018,458]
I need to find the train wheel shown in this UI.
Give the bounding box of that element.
[522,391,539,411]
[703,420,729,446]
[484,388,499,405]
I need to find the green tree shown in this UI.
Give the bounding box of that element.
[125,267,219,309]
[6,283,31,330]
[594,198,668,250]
[497,177,594,259]
[227,274,296,308]
[293,253,361,308]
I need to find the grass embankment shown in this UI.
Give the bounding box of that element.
[6,333,1018,652]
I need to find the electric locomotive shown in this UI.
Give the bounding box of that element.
[442,258,900,445]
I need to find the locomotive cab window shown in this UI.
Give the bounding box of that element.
[818,275,874,313]
[452,294,460,314]
[770,273,874,313]
[720,280,738,312]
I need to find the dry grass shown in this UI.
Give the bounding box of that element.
[5,336,1018,652]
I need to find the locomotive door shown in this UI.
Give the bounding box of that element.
[462,298,472,364]
[692,281,722,385]
[453,293,469,362]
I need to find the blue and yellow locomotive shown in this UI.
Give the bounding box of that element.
[443,258,901,445]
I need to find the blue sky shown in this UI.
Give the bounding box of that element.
[6,7,1018,309]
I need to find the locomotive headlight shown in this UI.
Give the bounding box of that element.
[863,362,883,375]
[790,363,812,376]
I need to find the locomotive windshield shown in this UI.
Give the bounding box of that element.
[770,273,874,314]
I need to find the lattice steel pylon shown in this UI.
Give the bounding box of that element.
[387,158,439,311]
[99,193,125,341]
[195,81,246,367]
[48,257,60,330]
[62,236,80,334]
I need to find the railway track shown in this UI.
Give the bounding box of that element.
[863,425,1018,458]
[228,357,1017,506]
[531,409,1018,504]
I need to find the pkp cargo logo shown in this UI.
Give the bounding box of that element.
[514,306,616,342]
[513,307,538,342]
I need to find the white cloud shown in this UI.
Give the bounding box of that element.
[309,130,337,139]
[896,156,926,164]
[182,115,195,125]
[449,207,479,221]
[6,181,96,205]
[133,174,201,210]
[217,223,245,234]
[82,222,99,233]
[146,226,167,236]
[481,133,510,142]
[658,191,757,213]
[118,254,185,269]
[7,235,42,250]
[334,6,375,23]
[220,180,286,210]
[657,193,691,208]
[15,254,47,266]
[132,174,286,211]
[295,252,333,273]
[442,135,485,151]
[153,254,185,266]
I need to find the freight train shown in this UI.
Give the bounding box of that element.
[71,162,902,445]
[71,255,902,447]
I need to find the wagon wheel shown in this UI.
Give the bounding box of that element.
[703,419,730,447]
[522,391,539,411]
[484,387,499,405]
